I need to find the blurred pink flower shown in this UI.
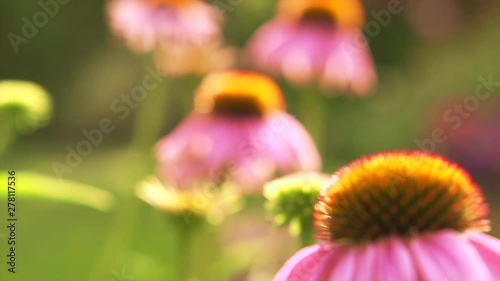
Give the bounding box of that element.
[274,151,500,280]
[246,0,377,95]
[156,71,321,193]
[427,97,500,185]
[107,0,221,52]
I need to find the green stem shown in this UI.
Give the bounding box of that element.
[298,221,316,248]
[169,215,201,281]
[298,88,327,155]
[86,190,141,281]
[197,224,217,281]
[131,76,171,149]
[177,76,199,114]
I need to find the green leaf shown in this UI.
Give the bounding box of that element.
[1,171,116,212]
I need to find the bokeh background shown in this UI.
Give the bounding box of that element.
[1,0,500,280]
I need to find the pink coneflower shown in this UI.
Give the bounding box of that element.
[107,0,221,52]
[155,71,321,193]
[247,0,377,95]
[274,151,500,281]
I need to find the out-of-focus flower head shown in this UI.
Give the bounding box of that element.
[136,176,242,225]
[107,0,222,53]
[247,0,377,95]
[156,70,321,193]
[264,172,329,236]
[274,151,500,281]
[427,96,500,186]
[0,80,53,133]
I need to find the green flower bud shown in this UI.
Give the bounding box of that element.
[264,172,330,237]
[0,80,53,132]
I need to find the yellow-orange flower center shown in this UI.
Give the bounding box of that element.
[277,0,365,28]
[194,71,286,116]
[314,151,490,244]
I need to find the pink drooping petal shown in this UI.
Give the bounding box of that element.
[466,232,500,279]
[374,236,417,281]
[274,244,332,281]
[247,20,293,71]
[272,113,322,171]
[322,29,377,95]
[248,21,332,83]
[351,244,377,280]
[202,118,245,175]
[247,20,377,94]
[205,116,283,189]
[156,115,216,187]
[316,239,414,281]
[156,113,321,192]
[254,121,298,171]
[323,247,357,280]
[274,230,500,281]
[409,230,493,281]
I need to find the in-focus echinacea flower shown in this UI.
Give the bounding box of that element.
[107,0,221,53]
[156,71,321,193]
[275,151,500,281]
[247,0,377,95]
